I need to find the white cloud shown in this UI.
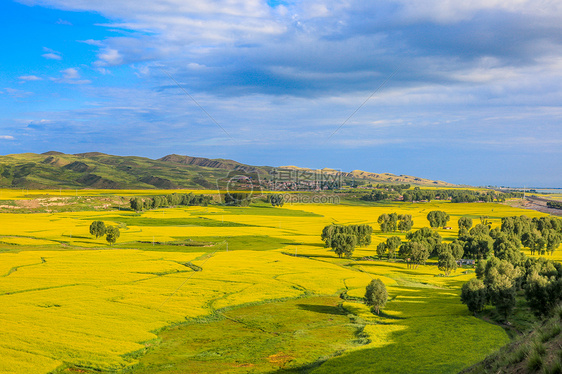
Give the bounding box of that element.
[95,48,122,66]
[79,39,104,47]
[42,52,62,60]
[56,18,72,25]
[61,68,80,79]
[395,0,562,23]
[41,47,62,60]
[18,75,43,81]
[2,87,33,98]
[52,68,91,84]
[0,135,15,140]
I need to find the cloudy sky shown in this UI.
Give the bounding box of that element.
[1,0,561,186]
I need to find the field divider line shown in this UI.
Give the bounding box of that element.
[157,249,218,309]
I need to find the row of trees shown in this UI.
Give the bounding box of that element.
[89,221,120,245]
[361,184,412,201]
[130,193,212,211]
[321,224,373,258]
[402,188,522,203]
[547,201,562,210]
[377,213,413,232]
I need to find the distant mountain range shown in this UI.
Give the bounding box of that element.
[0,152,457,189]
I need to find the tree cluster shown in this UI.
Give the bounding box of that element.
[460,215,562,319]
[455,216,562,261]
[547,201,562,210]
[461,257,522,320]
[89,221,120,245]
[361,184,411,202]
[321,224,373,258]
[377,213,413,233]
[130,193,212,211]
[361,190,398,202]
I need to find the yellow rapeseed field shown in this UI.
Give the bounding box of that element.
[0,192,552,373]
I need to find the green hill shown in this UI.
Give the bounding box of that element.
[0,151,456,189]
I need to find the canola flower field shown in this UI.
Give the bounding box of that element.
[0,191,551,373]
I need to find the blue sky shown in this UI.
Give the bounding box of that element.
[1,0,561,186]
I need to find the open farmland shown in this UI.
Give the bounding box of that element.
[0,192,551,373]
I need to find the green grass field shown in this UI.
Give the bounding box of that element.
[0,192,550,373]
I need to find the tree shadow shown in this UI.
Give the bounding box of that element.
[296,303,346,316]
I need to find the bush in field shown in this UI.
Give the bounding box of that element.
[365,278,388,315]
[89,221,106,239]
[106,226,120,245]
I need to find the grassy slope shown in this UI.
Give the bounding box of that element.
[461,307,562,374]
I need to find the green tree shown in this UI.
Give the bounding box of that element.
[386,236,402,260]
[399,241,429,269]
[321,224,337,248]
[397,214,413,232]
[450,241,464,260]
[365,278,388,315]
[89,221,106,239]
[438,251,457,276]
[332,233,356,258]
[489,275,516,321]
[130,197,144,212]
[105,226,120,246]
[458,216,473,234]
[427,210,450,228]
[461,278,487,314]
[376,242,387,259]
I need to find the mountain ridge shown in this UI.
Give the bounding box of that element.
[0,151,458,189]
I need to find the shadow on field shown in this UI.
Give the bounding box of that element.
[296,303,346,316]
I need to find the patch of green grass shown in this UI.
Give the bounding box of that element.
[527,349,544,371]
[312,286,510,374]
[210,204,324,217]
[183,235,298,252]
[126,296,361,374]
[97,215,255,227]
